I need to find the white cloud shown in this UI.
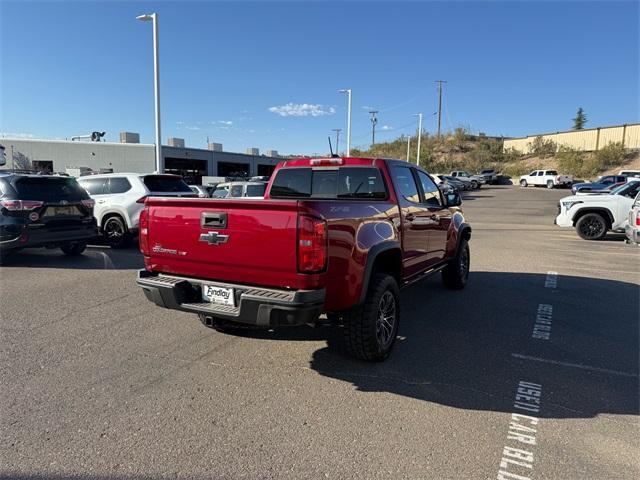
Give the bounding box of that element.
[0,132,35,138]
[184,125,200,131]
[268,103,336,117]
[381,125,394,131]
[218,120,233,125]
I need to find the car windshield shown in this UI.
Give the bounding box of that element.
[142,175,192,193]
[610,181,640,196]
[12,176,88,201]
[481,170,494,174]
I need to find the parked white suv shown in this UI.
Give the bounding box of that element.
[520,170,573,189]
[555,180,640,240]
[78,173,194,247]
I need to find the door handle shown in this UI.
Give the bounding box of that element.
[97,200,106,204]
[430,214,440,221]
[405,213,416,222]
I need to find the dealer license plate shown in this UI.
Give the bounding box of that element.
[202,285,235,307]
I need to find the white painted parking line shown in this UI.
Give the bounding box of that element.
[544,271,557,288]
[511,353,639,378]
[532,304,552,340]
[497,381,542,480]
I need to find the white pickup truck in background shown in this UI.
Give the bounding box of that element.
[520,170,573,189]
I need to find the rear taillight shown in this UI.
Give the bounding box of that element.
[310,158,343,166]
[0,199,44,211]
[139,207,150,256]
[136,196,148,204]
[297,215,327,273]
[636,216,640,226]
[81,199,95,208]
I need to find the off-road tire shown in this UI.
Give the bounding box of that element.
[520,180,527,187]
[102,215,130,249]
[60,242,87,256]
[442,239,470,289]
[342,274,400,362]
[575,213,608,241]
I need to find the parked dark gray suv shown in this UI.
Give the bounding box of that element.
[0,173,97,262]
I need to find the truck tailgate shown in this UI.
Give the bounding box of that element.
[144,198,312,289]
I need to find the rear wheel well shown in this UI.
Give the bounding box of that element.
[371,249,402,284]
[572,208,613,229]
[101,212,127,231]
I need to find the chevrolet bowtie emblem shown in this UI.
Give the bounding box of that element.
[199,231,229,246]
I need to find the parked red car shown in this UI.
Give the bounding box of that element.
[137,157,471,361]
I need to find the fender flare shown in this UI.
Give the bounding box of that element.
[571,207,614,227]
[456,223,472,254]
[358,241,402,304]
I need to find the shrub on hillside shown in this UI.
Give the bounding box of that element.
[501,161,537,178]
[579,142,627,177]
[529,136,557,158]
[556,146,585,176]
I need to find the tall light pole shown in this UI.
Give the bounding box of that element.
[338,89,352,156]
[332,128,341,155]
[369,110,378,146]
[137,13,163,173]
[435,80,447,139]
[406,135,410,162]
[413,113,423,165]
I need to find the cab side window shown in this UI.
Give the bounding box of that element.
[417,171,442,207]
[230,185,243,197]
[391,166,420,204]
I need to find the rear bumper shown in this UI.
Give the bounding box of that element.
[626,224,639,244]
[137,270,325,327]
[0,223,97,250]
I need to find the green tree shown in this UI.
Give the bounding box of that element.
[573,107,587,130]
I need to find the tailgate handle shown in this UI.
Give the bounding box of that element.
[201,212,227,228]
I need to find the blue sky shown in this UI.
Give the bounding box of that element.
[1,0,638,155]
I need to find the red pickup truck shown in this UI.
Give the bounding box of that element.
[137,157,471,361]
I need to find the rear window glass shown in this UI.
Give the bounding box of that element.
[270,167,387,199]
[246,184,266,197]
[13,177,88,201]
[546,170,558,176]
[109,177,131,194]
[143,175,192,193]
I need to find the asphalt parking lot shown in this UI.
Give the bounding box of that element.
[1,185,638,480]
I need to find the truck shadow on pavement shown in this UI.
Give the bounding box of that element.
[0,246,144,270]
[304,271,639,420]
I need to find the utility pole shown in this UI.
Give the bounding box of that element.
[369,110,378,146]
[332,128,341,154]
[413,113,423,165]
[435,80,447,139]
[406,135,410,162]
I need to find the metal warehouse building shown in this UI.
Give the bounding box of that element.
[0,133,283,184]
[503,123,640,153]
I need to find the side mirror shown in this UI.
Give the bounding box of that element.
[446,192,462,207]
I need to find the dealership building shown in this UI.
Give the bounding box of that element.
[0,132,284,184]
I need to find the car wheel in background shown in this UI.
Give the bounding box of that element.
[520,180,527,187]
[547,180,554,189]
[442,239,470,289]
[102,215,130,249]
[342,273,400,362]
[471,180,479,189]
[575,213,608,241]
[60,242,87,256]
